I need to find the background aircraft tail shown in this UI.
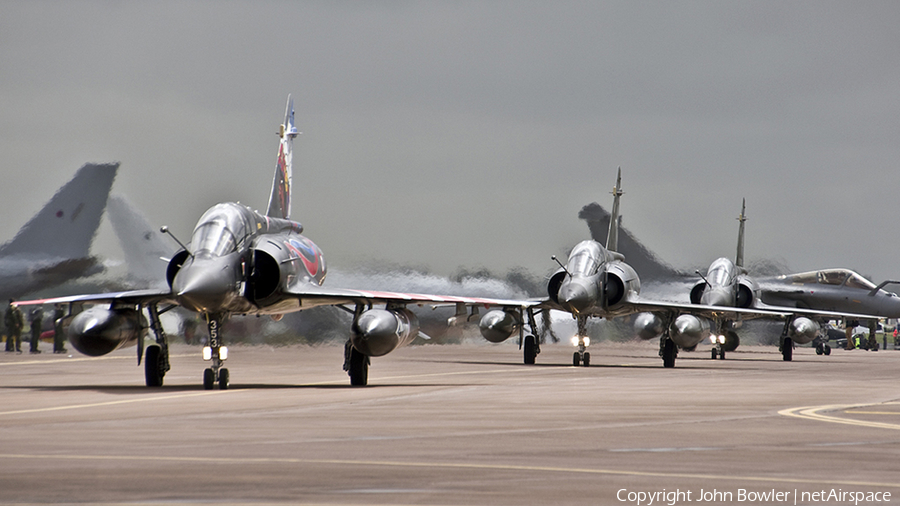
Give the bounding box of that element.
[736,198,746,268]
[106,194,175,286]
[266,95,298,220]
[605,168,623,253]
[0,162,118,260]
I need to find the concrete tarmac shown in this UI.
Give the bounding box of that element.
[1,340,899,505]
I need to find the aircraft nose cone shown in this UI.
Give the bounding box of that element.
[700,287,733,307]
[559,281,591,314]
[173,258,236,312]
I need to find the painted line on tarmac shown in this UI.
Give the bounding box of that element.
[779,402,900,430]
[0,389,238,416]
[0,452,898,489]
[0,353,196,366]
[0,367,533,416]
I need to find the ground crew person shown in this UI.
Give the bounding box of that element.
[5,300,24,353]
[29,306,43,354]
[53,303,66,354]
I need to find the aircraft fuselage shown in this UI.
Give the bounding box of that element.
[170,202,326,315]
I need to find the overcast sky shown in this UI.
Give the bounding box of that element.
[2,2,899,285]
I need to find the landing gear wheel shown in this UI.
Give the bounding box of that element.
[815,343,824,355]
[218,368,229,390]
[782,337,793,361]
[824,345,831,355]
[711,348,718,360]
[662,339,676,368]
[524,335,537,365]
[582,352,590,367]
[573,352,580,366]
[349,347,369,386]
[719,350,725,360]
[144,345,163,387]
[203,368,214,390]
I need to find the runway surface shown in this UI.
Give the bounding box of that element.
[1,340,899,505]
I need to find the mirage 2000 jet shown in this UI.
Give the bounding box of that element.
[689,200,884,361]
[18,96,532,389]
[476,169,796,368]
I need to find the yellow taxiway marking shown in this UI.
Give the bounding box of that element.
[0,452,898,489]
[779,402,900,430]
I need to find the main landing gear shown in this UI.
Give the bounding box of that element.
[521,307,540,365]
[143,304,171,387]
[779,317,794,362]
[656,314,677,368]
[660,337,677,368]
[202,313,229,390]
[343,340,369,386]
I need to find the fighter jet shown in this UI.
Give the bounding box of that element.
[476,169,790,368]
[18,96,531,389]
[0,162,117,299]
[689,200,887,361]
[758,269,900,352]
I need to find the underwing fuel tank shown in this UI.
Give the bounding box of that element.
[669,314,711,349]
[68,306,148,357]
[478,309,521,343]
[789,317,820,344]
[350,308,420,357]
[633,312,710,348]
[634,312,665,340]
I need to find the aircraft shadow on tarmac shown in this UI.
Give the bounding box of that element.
[14,382,476,393]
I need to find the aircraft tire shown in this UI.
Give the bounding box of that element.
[824,345,831,355]
[782,338,793,361]
[144,345,163,387]
[662,339,676,368]
[815,343,824,355]
[524,335,537,365]
[203,368,215,390]
[572,352,580,366]
[720,350,726,360]
[711,348,717,360]
[349,348,368,386]
[583,352,590,367]
[218,368,229,390]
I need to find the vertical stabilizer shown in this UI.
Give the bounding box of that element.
[606,168,624,253]
[106,194,175,285]
[735,198,746,268]
[266,95,298,219]
[0,163,117,260]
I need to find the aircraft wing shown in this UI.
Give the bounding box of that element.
[284,286,539,311]
[531,295,792,319]
[17,286,536,313]
[16,289,176,307]
[752,301,881,322]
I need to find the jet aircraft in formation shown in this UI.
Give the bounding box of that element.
[688,200,892,361]
[16,96,898,386]
[19,96,532,389]
[475,169,829,368]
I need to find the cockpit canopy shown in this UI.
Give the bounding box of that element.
[191,203,256,257]
[706,257,736,286]
[779,268,877,291]
[566,240,605,277]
